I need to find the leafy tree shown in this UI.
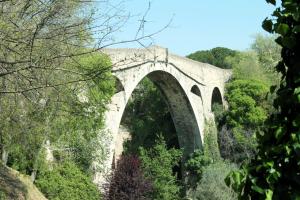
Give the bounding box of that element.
[226,0,300,199]
[217,73,269,162]
[226,51,272,85]
[2,52,114,182]
[0,0,154,95]
[185,150,212,185]
[225,79,269,129]
[107,155,153,200]
[187,47,237,69]
[0,0,114,177]
[139,136,183,200]
[251,34,281,75]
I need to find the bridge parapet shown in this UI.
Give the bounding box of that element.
[102,46,168,71]
[102,46,231,85]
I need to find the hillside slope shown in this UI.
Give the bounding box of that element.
[0,163,47,200]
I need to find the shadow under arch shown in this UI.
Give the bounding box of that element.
[120,70,203,158]
[113,76,125,93]
[191,85,203,101]
[211,87,223,111]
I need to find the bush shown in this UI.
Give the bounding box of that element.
[185,150,212,187]
[188,161,237,200]
[139,137,183,200]
[35,161,100,200]
[107,154,153,200]
[214,79,269,163]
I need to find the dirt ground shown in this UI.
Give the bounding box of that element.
[0,163,47,200]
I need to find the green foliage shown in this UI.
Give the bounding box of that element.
[185,120,221,189]
[226,51,272,85]
[139,136,183,200]
[3,52,114,176]
[0,0,115,180]
[0,190,7,200]
[225,79,269,129]
[188,161,237,200]
[185,122,237,199]
[226,0,300,199]
[251,34,281,75]
[185,150,212,184]
[203,120,221,161]
[123,78,178,153]
[216,79,269,162]
[187,47,237,69]
[217,50,271,162]
[55,53,114,170]
[35,161,100,200]
[0,0,95,94]
[212,103,226,126]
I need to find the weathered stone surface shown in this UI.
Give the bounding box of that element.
[93,46,231,186]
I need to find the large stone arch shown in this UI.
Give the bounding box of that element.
[113,70,202,156]
[146,71,202,153]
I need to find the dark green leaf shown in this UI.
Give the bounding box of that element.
[293,25,300,33]
[251,185,264,194]
[270,85,277,93]
[282,36,296,48]
[266,0,276,5]
[276,23,290,35]
[262,19,273,33]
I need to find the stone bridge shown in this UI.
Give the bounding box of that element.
[93,46,231,185]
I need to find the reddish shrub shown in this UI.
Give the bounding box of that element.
[107,154,153,200]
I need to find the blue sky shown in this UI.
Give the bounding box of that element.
[99,0,275,56]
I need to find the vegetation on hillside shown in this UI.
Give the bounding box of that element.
[0,1,117,199]
[226,0,300,198]
[187,47,237,69]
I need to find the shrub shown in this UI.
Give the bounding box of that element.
[139,137,183,200]
[188,161,237,200]
[185,150,212,187]
[35,161,100,200]
[107,154,153,200]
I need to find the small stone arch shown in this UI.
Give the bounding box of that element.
[211,87,223,111]
[191,85,202,100]
[114,76,125,93]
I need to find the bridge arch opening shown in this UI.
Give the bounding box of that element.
[116,71,202,169]
[191,85,202,100]
[211,87,223,111]
[113,76,125,93]
[146,71,202,154]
